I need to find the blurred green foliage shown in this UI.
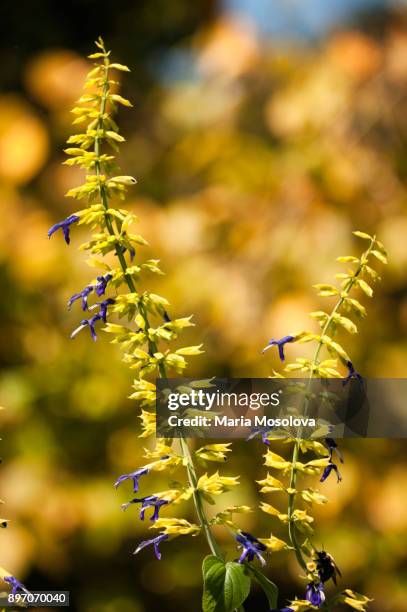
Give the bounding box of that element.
[0,2,406,610]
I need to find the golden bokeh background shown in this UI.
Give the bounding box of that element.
[0,2,406,610]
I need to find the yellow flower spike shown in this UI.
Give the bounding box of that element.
[143,440,174,460]
[196,472,240,496]
[258,535,291,552]
[145,455,182,473]
[335,590,373,611]
[288,600,318,611]
[300,489,328,505]
[109,63,130,72]
[107,175,137,186]
[138,409,156,438]
[263,450,292,471]
[259,502,288,522]
[210,505,253,528]
[109,94,133,107]
[297,440,327,456]
[195,443,232,463]
[149,489,191,505]
[256,473,284,493]
[151,518,201,536]
[292,509,313,524]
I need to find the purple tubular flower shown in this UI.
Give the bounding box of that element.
[121,495,169,521]
[133,533,169,560]
[324,438,344,464]
[68,285,94,311]
[262,335,295,361]
[48,214,79,244]
[306,583,325,607]
[343,361,363,386]
[3,576,30,596]
[70,313,103,342]
[95,273,112,297]
[114,467,150,493]
[320,462,342,483]
[246,426,272,445]
[98,298,115,323]
[236,531,267,566]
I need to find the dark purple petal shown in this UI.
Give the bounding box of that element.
[246,426,272,445]
[236,531,266,566]
[320,462,342,483]
[133,533,169,560]
[98,298,115,323]
[114,467,149,493]
[120,495,169,522]
[3,576,30,596]
[262,335,295,362]
[306,583,325,607]
[343,360,363,386]
[95,273,112,297]
[48,214,79,245]
[324,438,344,464]
[68,285,94,311]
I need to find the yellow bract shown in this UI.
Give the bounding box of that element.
[196,472,239,495]
[151,518,200,536]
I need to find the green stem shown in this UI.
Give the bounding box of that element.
[180,438,224,559]
[92,51,224,562]
[287,238,376,570]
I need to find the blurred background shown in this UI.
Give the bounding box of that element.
[0,0,407,610]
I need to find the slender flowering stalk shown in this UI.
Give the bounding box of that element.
[49,37,379,612]
[48,38,258,593]
[260,231,386,611]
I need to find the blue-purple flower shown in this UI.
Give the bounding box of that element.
[133,533,169,560]
[121,494,169,521]
[320,462,342,483]
[246,426,272,445]
[96,298,115,323]
[3,575,30,596]
[95,273,112,297]
[114,467,150,493]
[68,285,94,311]
[343,361,363,386]
[305,582,325,607]
[324,438,344,464]
[262,336,295,361]
[236,531,267,566]
[70,313,103,341]
[48,214,79,244]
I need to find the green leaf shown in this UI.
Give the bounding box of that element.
[202,556,251,612]
[245,564,278,608]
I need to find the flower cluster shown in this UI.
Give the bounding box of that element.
[260,232,386,611]
[49,37,249,570]
[49,37,385,612]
